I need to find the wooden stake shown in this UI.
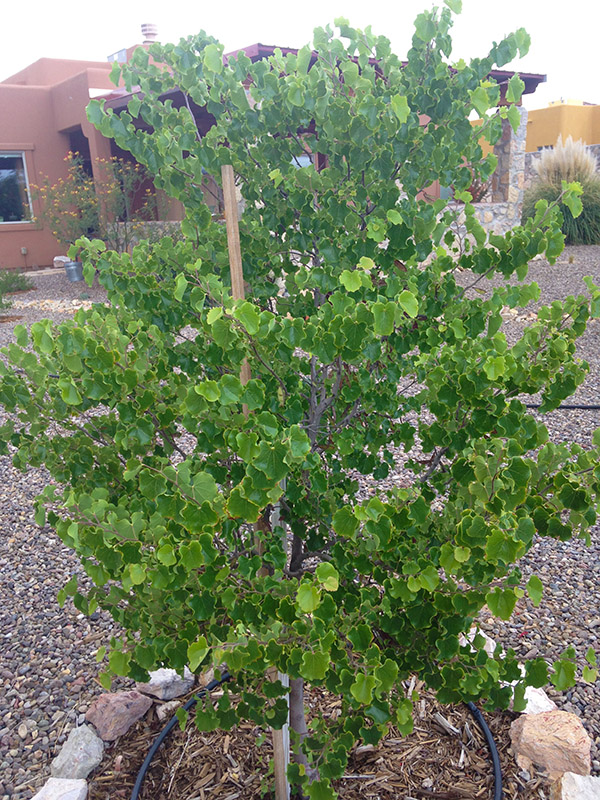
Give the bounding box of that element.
[221,164,244,300]
[221,163,289,800]
[222,165,251,387]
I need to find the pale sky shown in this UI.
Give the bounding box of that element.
[3,0,599,110]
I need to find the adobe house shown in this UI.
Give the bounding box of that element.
[0,25,180,270]
[0,56,116,269]
[0,26,545,269]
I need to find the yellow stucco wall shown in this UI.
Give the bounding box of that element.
[526,105,600,151]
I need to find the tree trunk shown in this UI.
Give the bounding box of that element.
[289,676,319,793]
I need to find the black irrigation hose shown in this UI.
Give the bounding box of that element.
[130,671,232,800]
[524,403,600,410]
[466,701,503,800]
[130,675,502,800]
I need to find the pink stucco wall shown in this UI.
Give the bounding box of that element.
[0,59,114,269]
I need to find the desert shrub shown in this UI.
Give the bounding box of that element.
[0,270,34,294]
[534,134,598,186]
[0,270,33,314]
[523,136,600,244]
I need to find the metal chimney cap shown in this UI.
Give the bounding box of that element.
[141,23,159,43]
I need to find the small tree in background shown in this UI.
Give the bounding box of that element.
[32,152,165,254]
[2,4,599,798]
[32,153,99,250]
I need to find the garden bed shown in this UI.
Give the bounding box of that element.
[88,684,538,800]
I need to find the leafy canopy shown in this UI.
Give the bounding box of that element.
[1,7,599,798]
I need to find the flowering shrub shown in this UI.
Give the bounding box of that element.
[32,152,168,253]
[32,153,98,248]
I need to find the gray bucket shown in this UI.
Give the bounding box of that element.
[64,261,84,282]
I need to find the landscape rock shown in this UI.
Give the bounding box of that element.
[156,699,182,722]
[510,710,592,780]
[522,686,558,715]
[31,778,87,800]
[136,666,194,700]
[551,772,600,800]
[459,626,498,658]
[85,691,152,741]
[51,723,104,779]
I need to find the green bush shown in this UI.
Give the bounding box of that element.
[523,177,600,245]
[0,269,34,295]
[0,270,33,314]
[1,9,599,800]
[523,136,600,245]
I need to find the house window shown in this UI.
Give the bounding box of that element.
[292,153,313,169]
[0,152,32,223]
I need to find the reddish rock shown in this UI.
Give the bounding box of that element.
[510,710,591,780]
[85,691,152,742]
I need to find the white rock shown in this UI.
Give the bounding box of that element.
[156,699,182,722]
[31,778,87,800]
[458,623,560,718]
[551,772,600,800]
[459,626,497,657]
[51,724,104,779]
[136,666,195,700]
[522,686,557,715]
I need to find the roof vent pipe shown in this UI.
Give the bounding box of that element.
[141,23,159,45]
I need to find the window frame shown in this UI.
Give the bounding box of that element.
[0,150,34,225]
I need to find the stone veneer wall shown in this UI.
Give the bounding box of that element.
[471,106,529,236]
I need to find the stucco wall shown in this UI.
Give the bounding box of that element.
[526,105,600,152]
[2,58,112,88]
[0,62,116,269]
[0,84,72,269]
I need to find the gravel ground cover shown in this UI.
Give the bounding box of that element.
[0,249,599,799]
[465,246,600,773]
[0,272,120,800]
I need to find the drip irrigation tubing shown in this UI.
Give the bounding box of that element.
[466,701,503,800]
[130,670,232,800]
[130,675,502,800]
[524,403,600,410]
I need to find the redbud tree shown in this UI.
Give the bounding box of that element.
[1,4,599,798]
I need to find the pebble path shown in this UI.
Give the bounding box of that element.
[0,249,599,798]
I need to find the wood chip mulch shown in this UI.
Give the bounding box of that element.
[88,681,552,800]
